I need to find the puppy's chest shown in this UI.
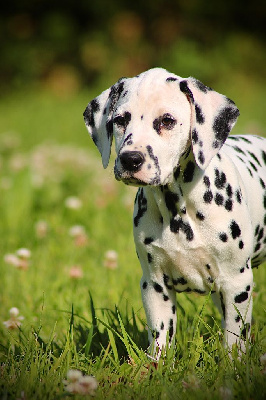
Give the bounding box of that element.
[134,192,219,291]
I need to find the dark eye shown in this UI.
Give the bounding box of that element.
[114,115,126,127]
[161,114,176,128]
[114,112,131,128]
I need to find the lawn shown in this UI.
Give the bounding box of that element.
[0,78,265,399]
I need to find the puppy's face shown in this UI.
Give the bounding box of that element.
[113,78,191,186]
[84,68,239,186]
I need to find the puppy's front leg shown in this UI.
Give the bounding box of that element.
[212,266,253,352]
[140,274,177,358]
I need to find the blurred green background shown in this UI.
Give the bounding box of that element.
[1,0,265,97]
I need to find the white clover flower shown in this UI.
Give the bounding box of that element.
[63,369,98,396]
[103,250,118,270]
[4,253,20,267]
[69,225,86,237]
[3,307,24,330]
[16,248,31,259]
[65,196,83,210]
[69,266,83,279]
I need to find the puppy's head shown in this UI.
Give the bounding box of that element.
[84,68,239,186]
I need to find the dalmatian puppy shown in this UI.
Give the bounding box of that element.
[83,68,266,356]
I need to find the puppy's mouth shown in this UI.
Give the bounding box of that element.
[114,167,148,187]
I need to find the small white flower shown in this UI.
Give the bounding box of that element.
[3,307,24,330]
[63,369,98,396]
[67,369,83,382]
[4,253,20,267]
[69,266,83,279]
[16,248,31,259]
[65,196,82,210]
[69,225,86,237]
[9,307,20,318]
[103,250,118,270]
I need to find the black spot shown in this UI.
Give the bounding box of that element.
[170,218,194,241]
[260,178,265,189]
[83,98,100,128]
[144,237,154,245]
[179,80,194,103]
[248,151,262,167]
[195,104,205,124]
[173,277,187,285]
[163,294,169,301]
[208,277,214,284]
[235,190,242,203]
[258,228,264,241]
[181,207,186,214]
[153,282,163,293]
[235,315,241,323]
[106,119,114,137]
[203,176,211,187]
[249,161,258,172]
[163,274,173,290]
[174,165,181,180]
[206,264,211,270]
[134,188,147,227]
[196,211,205,221]
[146,145,161,184]
[183,161,195,183]
[142,281,148,289]
[255,225,260,236]
[153,117,161,134]
[147,253,153,263]
[235,291,248,303]
[161,322,164,330]
[166,77,177,82]
[225,199,233,211]
[262,150,266,165]
[240,136,252,144]
[215,193,224,206]
[213,106,240,144]
[192,128,199,144]
[169,319,174,341]
[215,169,227,189]
[198,151,205,165]
[240,267,245,273]
[226,184,233,197]
[239,241,244,249]
[194,79,211,93]
[172,305,176,314]
[165,191,179,217]
[194,289,206,294]
[219,233,228,242]
[246,285,251,291]
[220,292,226,320]
[230,220,241,239]
[233,145,246,155]
[203,190,213,203]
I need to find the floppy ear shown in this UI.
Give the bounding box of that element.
[83,78,127,168]
[179,78,240,169]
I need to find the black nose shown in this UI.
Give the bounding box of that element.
[119,151,145,172]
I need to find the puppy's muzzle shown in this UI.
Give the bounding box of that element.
[119,151,145,173]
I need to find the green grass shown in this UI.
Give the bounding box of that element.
[0,81,265,399]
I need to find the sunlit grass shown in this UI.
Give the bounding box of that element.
[0,82,265,398]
